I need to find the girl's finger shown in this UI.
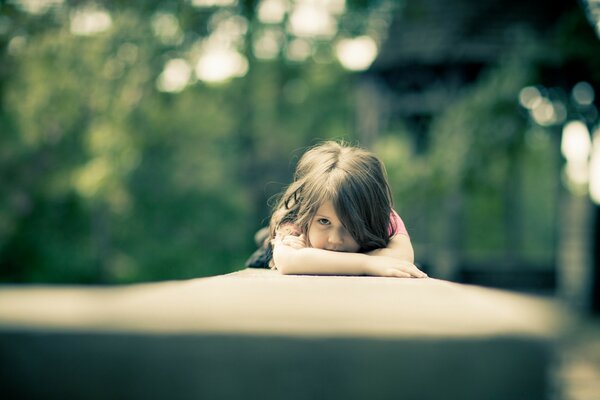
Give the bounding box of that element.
[409,269,427,278]
[298,234,307,246]
[389,269,411,278]
[414,269,428,278]
[281,236,304,249]
[403,264,428,278]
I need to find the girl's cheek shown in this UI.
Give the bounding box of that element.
[306,234,323,249]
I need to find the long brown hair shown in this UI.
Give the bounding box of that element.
[269,141,394,251]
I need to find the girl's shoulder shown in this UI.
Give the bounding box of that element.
[389,209,409,237]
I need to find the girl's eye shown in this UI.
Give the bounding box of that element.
[317,218,330,226]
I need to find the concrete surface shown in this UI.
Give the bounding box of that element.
[0,268,565,400]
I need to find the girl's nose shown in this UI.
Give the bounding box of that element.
[328,231,343,247]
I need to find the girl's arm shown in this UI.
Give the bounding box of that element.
[272,235,425,278]
[366,234,414,263]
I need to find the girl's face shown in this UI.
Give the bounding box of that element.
[307,201,360,253]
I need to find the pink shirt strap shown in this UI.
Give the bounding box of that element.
[389,209,409,237]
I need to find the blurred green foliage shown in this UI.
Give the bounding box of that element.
[0,1,598,283]
[0,0,363,283]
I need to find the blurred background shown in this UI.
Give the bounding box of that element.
[0,0,599,312]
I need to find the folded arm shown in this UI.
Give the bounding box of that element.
[272,234,425,278]
[366,234,414,263]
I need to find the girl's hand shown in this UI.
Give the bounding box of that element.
[273,234,307,250]
[364,256,427,278]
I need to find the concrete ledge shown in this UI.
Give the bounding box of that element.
[0,268,565,399]
[0,268,561,338]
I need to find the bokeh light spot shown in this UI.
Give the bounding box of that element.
[70,6,112,36]
[195,49,248,83]
[157,59,192,93]
[335,36,378,71]
[572,81,595,106]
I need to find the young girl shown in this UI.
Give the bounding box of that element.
[246,141,427,278]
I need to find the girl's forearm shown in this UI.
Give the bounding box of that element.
[273,246,368,275]
[366,235,414,263]
[366,246,414,263]
[273,244,426,278]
